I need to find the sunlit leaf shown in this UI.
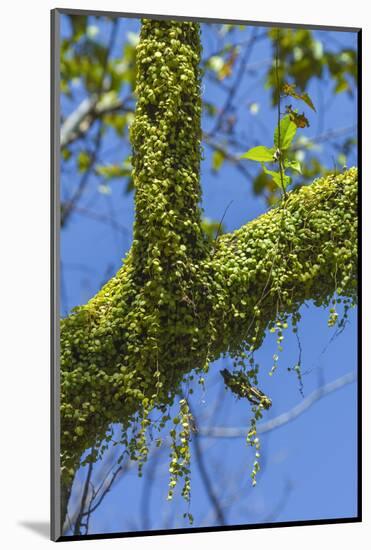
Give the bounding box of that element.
[62,148,72,161]
[218,48,238,80]
[335,79,348,93]
[252,171,277,196]
[241,146,275,162]
[96,90,120,111]
[201,217,224,241]
[285,159,302,174]
[212,150,225,171]
[274,115,297,150]
[262,164,291,190]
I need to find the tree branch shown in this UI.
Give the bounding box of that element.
[206,168,357,360]
[198,371,356,438]
[60,95,133,149]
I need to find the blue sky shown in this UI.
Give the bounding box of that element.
[59,14,358,535]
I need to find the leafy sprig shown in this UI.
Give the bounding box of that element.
[241,64,316,196]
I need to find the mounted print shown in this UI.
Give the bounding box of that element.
[51,8,361,542]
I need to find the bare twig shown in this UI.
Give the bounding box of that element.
[198,371,356,438]
[187,402,226,525]
[72,206,130,236]
[73,455,95,535]
[202,132,253,180]
[210,27,259,136]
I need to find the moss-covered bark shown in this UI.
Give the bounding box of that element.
[59,19,358,529]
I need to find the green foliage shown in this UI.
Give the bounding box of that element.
[60,16,357,211]
[241,146,275,162]
[60,19,358,521]
[242,48,317,196]
[212,149,226,171]
[61,19,210,521]
[266,28,357,105]
[77,150,91,172]
[167,398,194,509]
[274,114,297,149]
[241,113,300,193]
[248,27,357,204]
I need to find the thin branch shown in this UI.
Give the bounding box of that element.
[198,371,356,438]
[72,206,130,236]
[81,461,128,517]
[210,27,259,136]
[61,95,98,149]
[73,455,95,535]
[291,125,357,151]
[202,131,253,180]
[61,97,134,149]
[188,403,226,525]
[215,200,233,242]
[68,452,132,529]
[261,478,293,522]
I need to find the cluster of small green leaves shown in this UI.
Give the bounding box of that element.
[246,403,264,486]
[167,398,193,511]
[60,17,358,512]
